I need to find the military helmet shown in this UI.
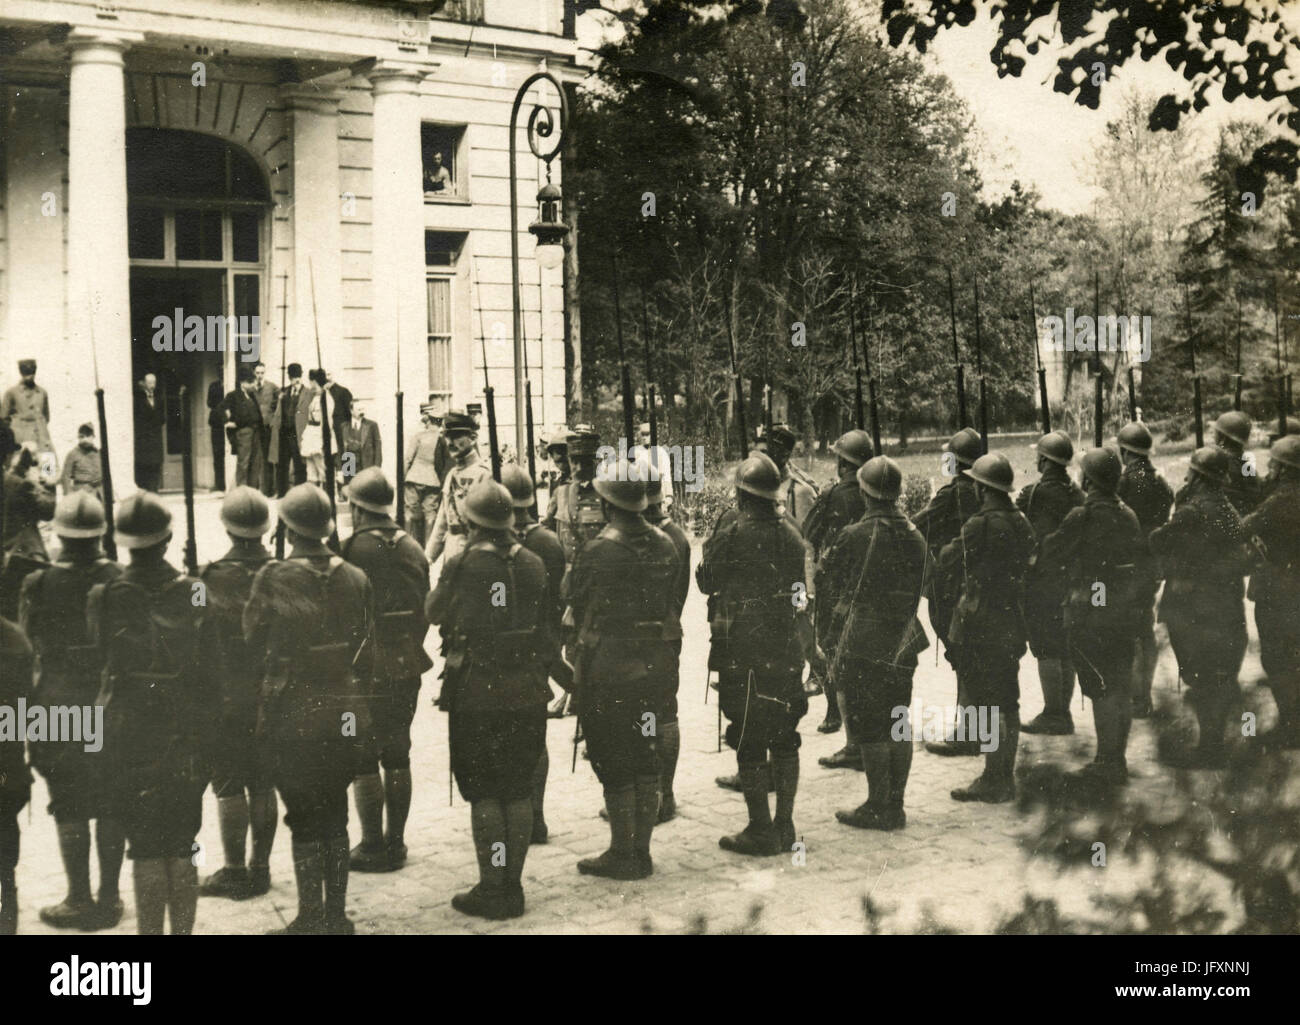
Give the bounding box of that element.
[1036,431,1073,467]
[758,423,797,452]
[735,451,782,502]
[1213,410,1252,448]
[346,467,395,515]
[1081,447,1122,494]
[462,479,515,529]
[1268,435,1300,472]
[220,486,271,538]
[967,452,1014,493]
[830,429,874,468]
[1187,446,1231,487]
[857,456,903,501]
[944,427,982,467]
[567,424,601,459]
[501,464,536,508]
[593,458,647,512]
[53,491,107,539]
[442,410,479,437]
[1267,416,1300,440]
[279,483,334,539]
[115,492,173,549]
[1117,421,1154,456]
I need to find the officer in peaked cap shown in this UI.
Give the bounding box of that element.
[342,468,431,875]
[426,478,550,920]
[2,357,52,453]
[197,486,278,902]
[425,410,492,565]
[242,482,374,933]
[1017,432,1084,737]
[90,492,210,934]
[937,453,1035,803]
[20,491,125,930]
[1115,421,1173,718]
[1149,448,1252,768]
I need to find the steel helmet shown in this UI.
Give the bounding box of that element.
[1267,435,1300,472]
[115,492,173,549]
[594,458,648,512]
[857,456,903,501]
[346,467,395,514]
[1213,411,1251,448]
[735,451,782,502]
[53,491,106,539]
[830,429,874,468]
[1188,446,1231,487]
[1117,421,1153,456]
[279,483,334,539]
[967,452,1014,493]
[1080,447,1122,494]
[1036,431,1073,467]
[462,479,516,529]
[219,486,271,538]
[944,428,982,467]
[500,464,536,508]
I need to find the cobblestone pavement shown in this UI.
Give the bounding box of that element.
[11,491,1281,935]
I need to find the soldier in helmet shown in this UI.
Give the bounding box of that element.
[1115,421,1173,718]
[243,483,374,933]
[801,429,872,749]
[824,457,929,831]
[426,479,551,919]
[1213,410,1263,515]
[1150,448,1252,768]
[1038,449,1148,785]
[568,459,681,878]
[425,411,491,566]
[543,424,605,718]
[756,423,818,526]
[0,613,31,934]
[913,427,982,757]
[19,492,125,929]
[343,467,432,874]
[697,452,823,854]
[195,487,279,902]
[89,493,211,934]
[502,464,567,843]
[1242,436,1300,749]
[639,453,690,822]
[1017,431,1084,736]
[938,453,1035,802]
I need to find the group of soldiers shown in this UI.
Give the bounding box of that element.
[2,399,1298,933]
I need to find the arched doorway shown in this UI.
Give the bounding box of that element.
[126,127,270,491]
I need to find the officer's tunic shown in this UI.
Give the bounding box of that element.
[1,381,51,452]
[199,544,274,795]
[697,505,809,762]
[403,428,444,547]
[59,444,103,500]
[427,455,491,563]
[1150,483,1251,691]
[1016,465,1084,660]
[342,519,432,771]
[569,519,681,787]
[19,555,122,820]
[1039,493,1148,699]
[426,537,550,802]
[822,506,930,741]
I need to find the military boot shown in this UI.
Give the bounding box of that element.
[836,744,904,830]
[579,787,648,880]
[1022,659,1075,734]
[716,760,774,793]
[719,762,781,856]
[771,754,801,854]
[951,711,1017,803]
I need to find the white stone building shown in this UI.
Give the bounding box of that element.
[1,0,580,491]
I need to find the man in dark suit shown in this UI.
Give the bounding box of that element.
[341,402,381,488]
[252,363,278,498]
[221,370,265,490]
[319,372,352,501]
[207,381,227,492]
[133,373,165,493]
[271,364,310,494]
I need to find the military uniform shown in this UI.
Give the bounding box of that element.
[1,377,52,452]
[1150,451,1252,765]
[1016,463,1084,661]
[913,470,979,653]
[1,466,55,621]
[403,422,445,547]
[1242,457,1300,747]
[0,616,32,934]
[426,451,491,563]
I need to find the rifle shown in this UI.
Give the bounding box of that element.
[1093,270,1104,448]
[88,300,117,560]
[1183,282,1204,448]
[275,273,288,559]
[179,385,198,575]
[724,289,749,459]
[520,289,538,519]
[612,252,636,451]
[973,278,989,455]
[1233,294,1243,412]
[1276,279,1288,437]
[471,258,502,481]
[848,279,866,430]
[1028,284,1051,433]
[946,267,968,430]
[863,289,883,454]
[395,301,405,528]
[307,257,338,548]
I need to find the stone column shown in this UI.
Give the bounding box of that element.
[282,86,345,378]
[66,28,143,497]
[366,61,434,464]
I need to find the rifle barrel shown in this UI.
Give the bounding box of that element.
[973,279,988,454]
[95,388,117,561]
[179,385,198,576]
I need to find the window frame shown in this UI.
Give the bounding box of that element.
[421,122,471,205]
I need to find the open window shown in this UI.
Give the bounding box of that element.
[422,123,468,201]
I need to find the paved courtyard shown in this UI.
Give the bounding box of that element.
[11,489,1285,935]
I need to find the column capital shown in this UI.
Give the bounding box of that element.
[279,83,345,115]
[67,26,145,61]
[365,59,437,96]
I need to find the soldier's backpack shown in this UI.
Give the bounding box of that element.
[343,526,431,680]
[200,559,266,719]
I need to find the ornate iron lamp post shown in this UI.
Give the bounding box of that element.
[508,72,569,471]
